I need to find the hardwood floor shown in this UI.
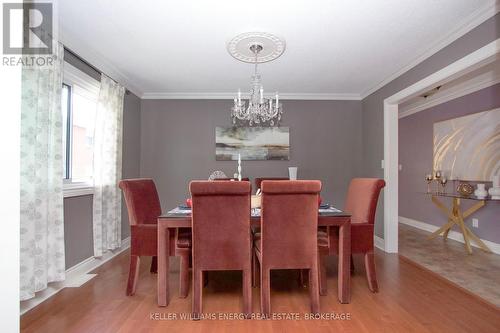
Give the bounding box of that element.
[21,249,500,333]
[399,223,500,307]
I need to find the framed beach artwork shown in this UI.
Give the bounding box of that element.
[433,108,500,181]
[215,127,290,161]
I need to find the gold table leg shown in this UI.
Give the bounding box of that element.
[444,201,459,239]
[455,198,472,254]
[429,196,489,254]
[428,219,454,240]
[464,227,492,253]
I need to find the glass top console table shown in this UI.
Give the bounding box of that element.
[424,192,497,254]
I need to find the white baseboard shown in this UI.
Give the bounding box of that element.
[374,235,385,251]
[399,216,500,255]
[20,237,130,315]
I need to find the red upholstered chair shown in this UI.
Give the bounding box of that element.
[254,177,289,192]
[253,180,322,316]
[119,178,191,297]
[189,181,252,318]
[252,178,288,234]
[318,178,385,294]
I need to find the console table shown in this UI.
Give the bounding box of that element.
[427,192,494,254]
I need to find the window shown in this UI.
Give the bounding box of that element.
[62,63,100,197]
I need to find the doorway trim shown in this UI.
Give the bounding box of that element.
[382,39,500,253]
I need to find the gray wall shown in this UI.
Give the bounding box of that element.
[63,50,141,268]
[362,13,500,238]
[399,84,500,243]
[140,99,363,211]
[121,92,141,240]
[63,195,94,268]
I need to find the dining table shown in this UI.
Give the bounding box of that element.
[157,206,351,307]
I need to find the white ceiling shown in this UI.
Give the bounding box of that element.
[59,0,498,99]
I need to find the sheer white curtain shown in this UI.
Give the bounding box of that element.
[20,42,65,301]
[92,75,125,257]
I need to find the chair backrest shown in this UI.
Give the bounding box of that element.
[254,177,289,191]
[118,178,161,225]
[260,180,321,269]
[344,178,385,224]
[190,181,251,270]
[213,177,250,181]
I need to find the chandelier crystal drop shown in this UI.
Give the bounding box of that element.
[231,44,283,127]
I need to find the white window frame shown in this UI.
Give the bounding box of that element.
[62,62,100,198]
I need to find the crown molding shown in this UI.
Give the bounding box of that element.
[360,1,500,100]
[59,30,143,97]
[399,68,500,118]
[141,92,362,100]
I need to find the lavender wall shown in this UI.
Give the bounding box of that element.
[140,99,363,211]
[362,13,500,238]
[399,84,500,243]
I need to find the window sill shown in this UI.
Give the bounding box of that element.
[63,182,94,198]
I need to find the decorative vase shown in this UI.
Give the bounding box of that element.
[488,175,500,199]
[474,184,488,198]
[457,182,474,196]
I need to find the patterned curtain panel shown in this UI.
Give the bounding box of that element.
[92,75,125,257]
[20,42,65,301]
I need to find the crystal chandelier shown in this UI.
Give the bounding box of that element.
[228,32,286,127]
[231,44,282,126]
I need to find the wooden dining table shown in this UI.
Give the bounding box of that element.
[157,209,351,307]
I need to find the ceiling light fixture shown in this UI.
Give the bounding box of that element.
[227,32,286,126]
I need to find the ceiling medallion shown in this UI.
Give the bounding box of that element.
[227,32,286,127]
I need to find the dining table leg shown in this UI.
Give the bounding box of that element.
[338,220,351,303]
[157,222,170,307]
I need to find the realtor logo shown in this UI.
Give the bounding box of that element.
[3,2,53,54]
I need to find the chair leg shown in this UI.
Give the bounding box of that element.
[252,252,260,287]
[203,271,209,287]
[351,255,355,274]
[192,269,203,320]
[261,268,271,318]
[150,256,158,273]
[319,254,327,296]
[243,268,252,317]
[126,255,140,296]
[179,251,190,298]
[299,269,308,287]
[309,265,320,314]
[364,251,379,293]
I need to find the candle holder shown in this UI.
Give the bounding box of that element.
[237,153,242,181]
[434,170,442,193]
[425,174,434,193]
[439,177,448,194]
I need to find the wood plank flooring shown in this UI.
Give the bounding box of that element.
[21,249,500,333]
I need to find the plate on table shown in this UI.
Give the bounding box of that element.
[168,206,192,215]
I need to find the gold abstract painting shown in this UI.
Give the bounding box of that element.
[433,108,500,181]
